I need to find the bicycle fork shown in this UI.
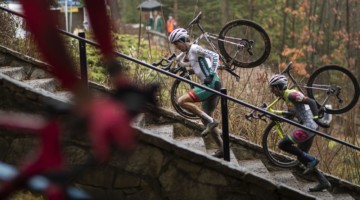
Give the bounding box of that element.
[274,121,285,140]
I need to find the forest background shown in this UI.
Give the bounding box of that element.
[0,0,359,187]
[122,0,360,77]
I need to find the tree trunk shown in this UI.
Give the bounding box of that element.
[324,0,330,56]
[173,0,178,21]
[345,0,351,67]
[291,0,296,47]
[248,0,255,20]
[309,0,318,67]
[220,0,229,25]
[108,0,121,32]
[280,0,289,61]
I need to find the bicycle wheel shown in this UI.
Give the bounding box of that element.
[170,71,200,119]
[307,65,360,114]
[262,121,300,168]
[218,19,271,68]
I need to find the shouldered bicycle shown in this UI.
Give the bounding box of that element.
[278,62,359,115]
[245,62,359,168]
[153,12,272,119]
[188,11,271,69]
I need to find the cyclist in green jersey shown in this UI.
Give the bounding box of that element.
[169,28,224,158]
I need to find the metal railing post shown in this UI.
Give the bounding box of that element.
[220,88,230,161]
[78,32,88,90]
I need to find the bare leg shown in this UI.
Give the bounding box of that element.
[201,94,222,149]
[200,99,223,158]
[178,94,213,122]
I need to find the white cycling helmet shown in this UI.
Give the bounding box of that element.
[168,28,189,43]
[269,74,288,90]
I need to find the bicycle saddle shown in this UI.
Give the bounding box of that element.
[188,12,202,26]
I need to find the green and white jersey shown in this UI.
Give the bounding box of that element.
[186,44,219,82]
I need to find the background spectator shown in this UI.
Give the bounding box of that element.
[166,14,177,35]
[152,10,165,33]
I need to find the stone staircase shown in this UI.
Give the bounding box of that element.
[0,59,360,199]
[0,65,73,102]
[133,108,357,200]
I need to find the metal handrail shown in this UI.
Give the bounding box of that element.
[0,6,359,157]
[146,30,167,39]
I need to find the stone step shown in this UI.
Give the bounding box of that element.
[297,182,335,200]
[143,124,174,139]
[229,150,239,166]
[332,193,355,200]
[0,66,25,80]
[54,91,73,101]
[210,148,239,166]
[271,170,334,200]
[237,159,272,180]
[176,136,207,152]
[24,78,58,92]
[132,113,145,128]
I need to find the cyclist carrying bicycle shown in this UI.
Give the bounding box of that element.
[268,74,331,192]
[169,28,224,158]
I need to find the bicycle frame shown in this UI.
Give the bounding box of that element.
[245,98,304,168]
[281,62,334,114]
[266,98,286,140]
[152,54,193,80]
[192,24,225,62]
[283,64,337,93]
[245,97,301,167]
[186,13,241,80]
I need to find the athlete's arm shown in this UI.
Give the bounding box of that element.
[267,108,294,119]
[303,97,318,115]
[287,92,319,116]
[176,52,190,67]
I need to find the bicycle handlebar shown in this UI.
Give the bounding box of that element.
[152,53,176,70]
[245,98,282,122]
[245,103,268,122]
[152,53,188,75]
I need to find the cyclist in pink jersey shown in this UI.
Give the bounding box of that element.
[268,74,331,192]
